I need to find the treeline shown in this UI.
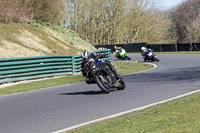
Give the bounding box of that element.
[66,0,170,45]
[1,0,200,44]
[169,0,200,43]
[66,0,200,44]
[0,0,65,24]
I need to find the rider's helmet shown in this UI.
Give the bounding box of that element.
[141,47,146,52]
[82,51,91,59]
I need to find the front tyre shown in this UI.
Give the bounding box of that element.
[95,75,111,93]
[154,57,159,62]
[127,56,131,60]
[152,56,159,62]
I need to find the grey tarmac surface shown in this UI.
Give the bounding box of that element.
[0,54,200,133]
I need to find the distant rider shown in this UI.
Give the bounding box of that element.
[141,47,152,57]
[113,46,124,58]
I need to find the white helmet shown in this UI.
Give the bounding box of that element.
[82,51,90,59]
[141,47,146,51]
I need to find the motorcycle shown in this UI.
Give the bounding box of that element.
[82,53,125,93]
[115,49,131,60]
[142,49,159,62]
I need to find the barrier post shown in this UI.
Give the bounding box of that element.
[175,43,177,52]
[72,56,75,75]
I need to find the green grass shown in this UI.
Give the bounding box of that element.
[0,21,96,57]
[112,61,153,75]
[0,23,24,46]
[0,62,153,96]
[66,92,200,133]
[0,75,85,96]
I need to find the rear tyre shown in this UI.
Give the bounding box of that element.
[116,78,126,90]
[95,74,111,93]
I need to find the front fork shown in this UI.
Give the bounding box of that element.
[105,60,121,79]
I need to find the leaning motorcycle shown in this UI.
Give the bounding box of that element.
[143,50,159,62]
[115,49,131,60]
[82,53,125,93]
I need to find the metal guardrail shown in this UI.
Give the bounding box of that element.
[0,50,111,84]
[95,43,200,52]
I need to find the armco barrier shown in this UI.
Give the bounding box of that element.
[94,43,147,53]
[0,50,111,84]
[94,43,200,52]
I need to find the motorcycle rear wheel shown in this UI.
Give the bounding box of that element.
[116,78,126,90]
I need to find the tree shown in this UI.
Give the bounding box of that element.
[171,0,200,42]
[0,0,66,25]
[65,0,170,45]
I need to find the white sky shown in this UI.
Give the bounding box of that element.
[159,0,184,10]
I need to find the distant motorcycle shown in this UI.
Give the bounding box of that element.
[82,53,125,93]
[115,49,131,60]
[142,49,159,62]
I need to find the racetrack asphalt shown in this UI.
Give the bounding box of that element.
[0,54,200,133]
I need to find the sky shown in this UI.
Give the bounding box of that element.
[159,0,184,10]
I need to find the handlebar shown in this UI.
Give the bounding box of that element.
[95,53,106,60]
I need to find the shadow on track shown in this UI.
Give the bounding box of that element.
[58,90,105,95]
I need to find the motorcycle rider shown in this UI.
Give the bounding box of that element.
[113,46,123,55]
[113,46,126,58]
[141,47,152,57]
[141,47,159,62]
[81,51,96,84]
[81,51,121,84]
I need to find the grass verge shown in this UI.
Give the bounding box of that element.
[66,91,200,133]
[112,61,153,75]
[0,61,153,96]
[0,22,96,58]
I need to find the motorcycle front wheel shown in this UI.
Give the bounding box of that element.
[127,56,131,60]
[154,57,159,62]
[152,56,159,62]
[95,74,111,93]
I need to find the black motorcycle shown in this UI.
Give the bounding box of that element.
[81,53,125,93]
